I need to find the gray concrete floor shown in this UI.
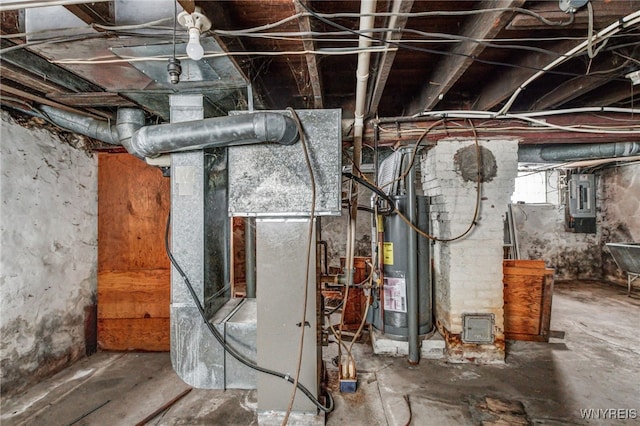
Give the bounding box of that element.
[2,280,639,425]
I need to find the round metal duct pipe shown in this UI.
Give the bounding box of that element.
[37,106,299,158]
[518,142,640,163]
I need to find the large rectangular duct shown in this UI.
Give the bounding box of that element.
[170,95,256,389]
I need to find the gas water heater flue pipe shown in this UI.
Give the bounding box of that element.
[38,105,299,158]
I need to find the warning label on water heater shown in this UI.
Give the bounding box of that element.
[383,277,407,313]
[383,242,394,265]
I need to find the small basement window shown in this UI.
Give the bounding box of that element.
[511,169,559,204]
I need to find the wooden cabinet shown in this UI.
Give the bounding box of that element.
[97,153,170,351]
[503,260,554,342]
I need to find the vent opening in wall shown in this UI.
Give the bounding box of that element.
[462,313,495,344]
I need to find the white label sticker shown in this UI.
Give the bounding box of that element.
[174,166,196,196]
[383,277,407,313]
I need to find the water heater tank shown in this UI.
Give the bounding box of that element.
[369,195,433,339]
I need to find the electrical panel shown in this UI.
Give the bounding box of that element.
[569,174,595,218]
[566,173,596,233]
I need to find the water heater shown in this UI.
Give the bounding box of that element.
[369,195,433,339]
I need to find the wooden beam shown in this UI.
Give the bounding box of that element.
[1,39,103,93]
[507,0,640,30]
[589,81,638,107]
[0,10,20,35]
[0,84,110,119]
[367,0,413,116]
[363,113,640,146]
[46,92,136,107]
[531,53,627,110]
[0,62,69,94]
[407,0,526,115]
[63,2,113,26]
[294,0,323,109]
[177,0,195,14]
[473,39,580,111]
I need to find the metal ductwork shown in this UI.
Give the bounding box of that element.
[518,142,640,163]
[38,106,299,158]
[40,105,123,145]
[130,112,298,158]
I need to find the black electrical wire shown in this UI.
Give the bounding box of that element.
[296,1,637,82]
[342,171,394,207]
[164,213,333,414]
[325,300,344,316]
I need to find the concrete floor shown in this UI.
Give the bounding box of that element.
[2,280,639,425]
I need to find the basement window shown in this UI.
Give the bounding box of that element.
[511,169,559,204]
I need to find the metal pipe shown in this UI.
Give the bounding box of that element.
[518,142,640,163]
[245,217,256,298]
[37,106,299,158]
[39,104,119,144]
[129,112,299,158]
[116,108,146,158]
[406,162,419,364]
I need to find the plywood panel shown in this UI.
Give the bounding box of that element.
[98,153,171,352]
[98,318,170,351]
[504,315,540,335]
[504,259,554,341]
[98,270,170,319]
[98,153,170,272]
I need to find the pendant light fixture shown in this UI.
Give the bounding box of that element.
[177,6,211,61]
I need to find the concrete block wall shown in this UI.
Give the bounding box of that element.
[421,138,518,363]
[0,112,97,396]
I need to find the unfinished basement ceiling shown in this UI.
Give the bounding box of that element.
[0,0,639,145]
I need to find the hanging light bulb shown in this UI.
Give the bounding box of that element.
[186,27,204,61]
[177,7,211,61]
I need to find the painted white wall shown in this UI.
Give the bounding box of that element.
[0,112,98,395]
[422,138,518,363]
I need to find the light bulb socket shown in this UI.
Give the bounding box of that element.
[167,57,182,84]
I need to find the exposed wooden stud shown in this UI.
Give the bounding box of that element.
[46,92,136,107]
[589,81,638,107]
[507,0,640,30]
[0,10,20,36]
[367,0,413,116]
[294,0,323,109]
[531,54,626,111]
[0,62,69,94]
[63,2,113,26]
[362,113,640,146]
[1,39,103,93]
[0,84,110,119]
[177,0,195,14]
[407,0,526,115]
[472,39,581,111]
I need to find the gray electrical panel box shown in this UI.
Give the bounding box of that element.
[568,174,595,218]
